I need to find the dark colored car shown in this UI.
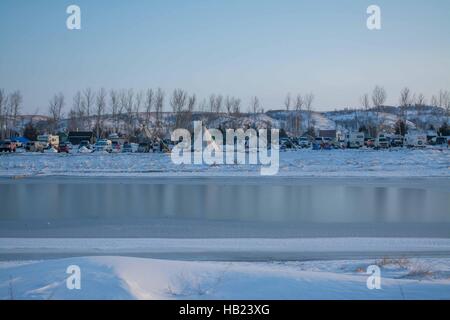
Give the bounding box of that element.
[138,143,151,153]
[58,142,70,153]
[111,141,121,152]
[122,142,133,153]
[0,140,17,152]
[435,137,448,146]
[364,138,375,148]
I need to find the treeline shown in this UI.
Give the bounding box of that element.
[1,86,449,140]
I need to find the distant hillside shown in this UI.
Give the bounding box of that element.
[11,105,449,137]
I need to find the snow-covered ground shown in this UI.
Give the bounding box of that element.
[1,256,450,300]
[0,147,449,177]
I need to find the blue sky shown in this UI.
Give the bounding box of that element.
[0,0,449,113]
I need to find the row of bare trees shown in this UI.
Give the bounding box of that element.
[2,85,449,140]
[0,89,23,139]
[357,86,450,133]
[66,88,166,137]
[283,92,315,135]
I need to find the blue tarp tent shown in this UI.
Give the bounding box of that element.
[12,137,30,144]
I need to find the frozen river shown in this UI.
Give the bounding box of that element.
[0,176,449,238]
[1,176,450,260]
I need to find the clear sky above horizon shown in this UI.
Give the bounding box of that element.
[0,0,449,114]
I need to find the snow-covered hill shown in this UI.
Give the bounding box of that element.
[11,105,449,136]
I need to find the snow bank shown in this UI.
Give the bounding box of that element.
[1,256,449,300]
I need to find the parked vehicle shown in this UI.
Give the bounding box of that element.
[434,136,449,146]
[65,142,73,150]
[138,142,151,153]
[78,140,92,150]
[0,140,17,152]
[37,134,59,149]
[93,139,112,152]
[364,138,375,148]
[375,136,389,149]
[122,142,134,153]
[312,139,321,150]
[298,137,311,148]
[279,137,295,150]
[405,132,427,147]
[346,132,365,148]
[111,141,122,152]
[57,142,70,153]
[390,135,404,147]
[322,137,334,149]
[25,141,44,152]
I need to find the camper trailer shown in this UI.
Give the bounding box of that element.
[37,134,59,149]
[404,131,427,147]
[345,132,365,148]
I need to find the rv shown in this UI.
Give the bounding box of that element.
[345,132,365,148]
[404,131,427,147]
[37,134,59,149]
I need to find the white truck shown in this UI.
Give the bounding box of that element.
[345,132,365,148]
[404,132,427,147]
[375,134,390,149]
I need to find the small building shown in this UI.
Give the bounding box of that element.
[318,130,337,139]
[68,131,95,145]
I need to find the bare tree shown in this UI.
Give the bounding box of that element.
[94,88,107,138]
[439,90,450,122]
[208,94,216,113]
[415,93,426,128]
[431,95,438,107]
[145,89,154,125]
[294,94,304,134]
[188,94,196,112]
[109,90,120,133]
[304,93,314,129]
[8,91,22,134]
[69,91,83,130]
[82,88,95,130]
[48,93,65,133]
[171,89,188,128]
[360,93,370,126]
[250,96,261,115]
[0,89,7,139]
[154,88,165,135]
[178,93,196,129]
[170,89,187,113]
[284,93,291,111]
[232,97,241,116]
[399,87,412,120]
[124,89,135,136]
[438,90,450,108]
[372,86,386,109]
[415,93,426,107]
[134,90,144,126]
[215,95,223,113]
[371,86,386,129]
[360,93,370,111]
[225,96,233,114]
